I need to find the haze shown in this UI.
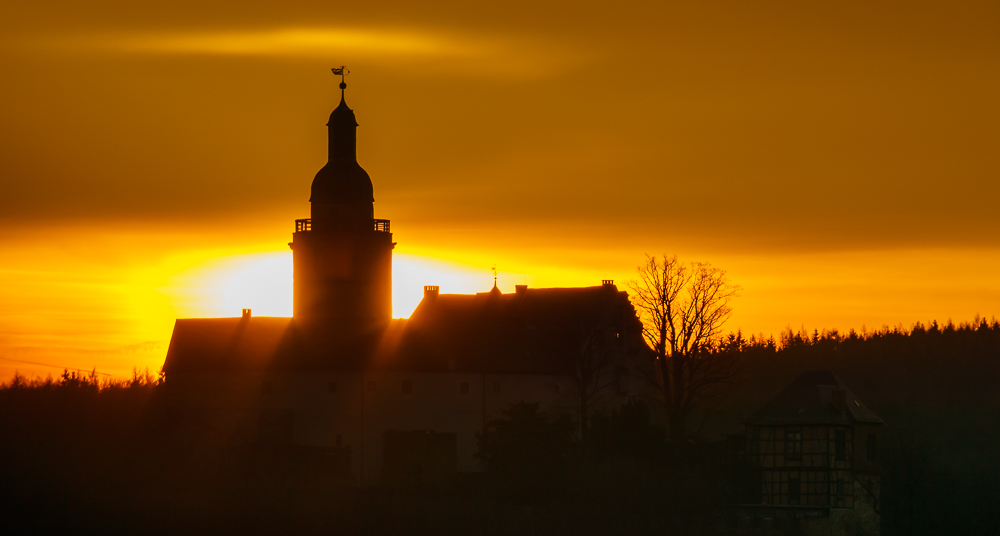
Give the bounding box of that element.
[2,0,999,379]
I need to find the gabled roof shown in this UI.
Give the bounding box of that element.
[164,316,291,373]
[162,285,644,375]
[747,370,883,426]
[162,315,398,373]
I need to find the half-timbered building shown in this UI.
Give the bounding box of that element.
[729,370,883,535]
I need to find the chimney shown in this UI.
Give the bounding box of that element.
[242,308,252,319]
[602,279,615,289]
[423,285,439,299]
[832,388,846,414]
[515,284,527,296]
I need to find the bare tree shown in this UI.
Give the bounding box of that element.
[628,254,741,441]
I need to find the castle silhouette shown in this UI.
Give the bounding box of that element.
[162,79,884,533]
[162,77,653,486]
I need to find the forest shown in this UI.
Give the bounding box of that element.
[0,318,997,535]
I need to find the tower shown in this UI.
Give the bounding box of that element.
[291,70,394,334]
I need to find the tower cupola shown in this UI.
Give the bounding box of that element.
[310,68,374,231]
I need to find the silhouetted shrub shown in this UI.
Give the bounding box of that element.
[587,398,665,463]
[476,401,574,503]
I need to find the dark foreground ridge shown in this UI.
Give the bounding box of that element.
[1,320,997,535]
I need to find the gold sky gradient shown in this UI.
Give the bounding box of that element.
[1,0,999,380]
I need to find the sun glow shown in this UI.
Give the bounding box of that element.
[166,250,528,320]
[167,251,294,318]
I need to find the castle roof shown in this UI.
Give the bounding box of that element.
[746,370,883,426]
[394,285,641,374]
[162,285,644,376]
[163,316,294,373]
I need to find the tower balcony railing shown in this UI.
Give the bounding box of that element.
[295,218,390,233]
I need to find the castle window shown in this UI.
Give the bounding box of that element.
[367,380,376,392]
[460,382,469,394]
[261,381,273,394]
[328,381,337,393]
[785,428,802,461]
[867,433,877,462]
[402,380,412,394]
[834,429,847,461]
[788,477,801,504]
[615,365,629,395]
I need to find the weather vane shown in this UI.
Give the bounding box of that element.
[491,265,498,286]
[331,66,349,89]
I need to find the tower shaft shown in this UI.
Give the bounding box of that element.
[292,223,393,332]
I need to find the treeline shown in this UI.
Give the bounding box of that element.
[730,316,1000,405]
[0,369,167,533]
[715,316,1000,433]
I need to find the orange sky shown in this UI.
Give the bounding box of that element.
[2,1,999,380]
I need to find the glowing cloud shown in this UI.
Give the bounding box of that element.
[26,26,592,78]
[115,28,490,58]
